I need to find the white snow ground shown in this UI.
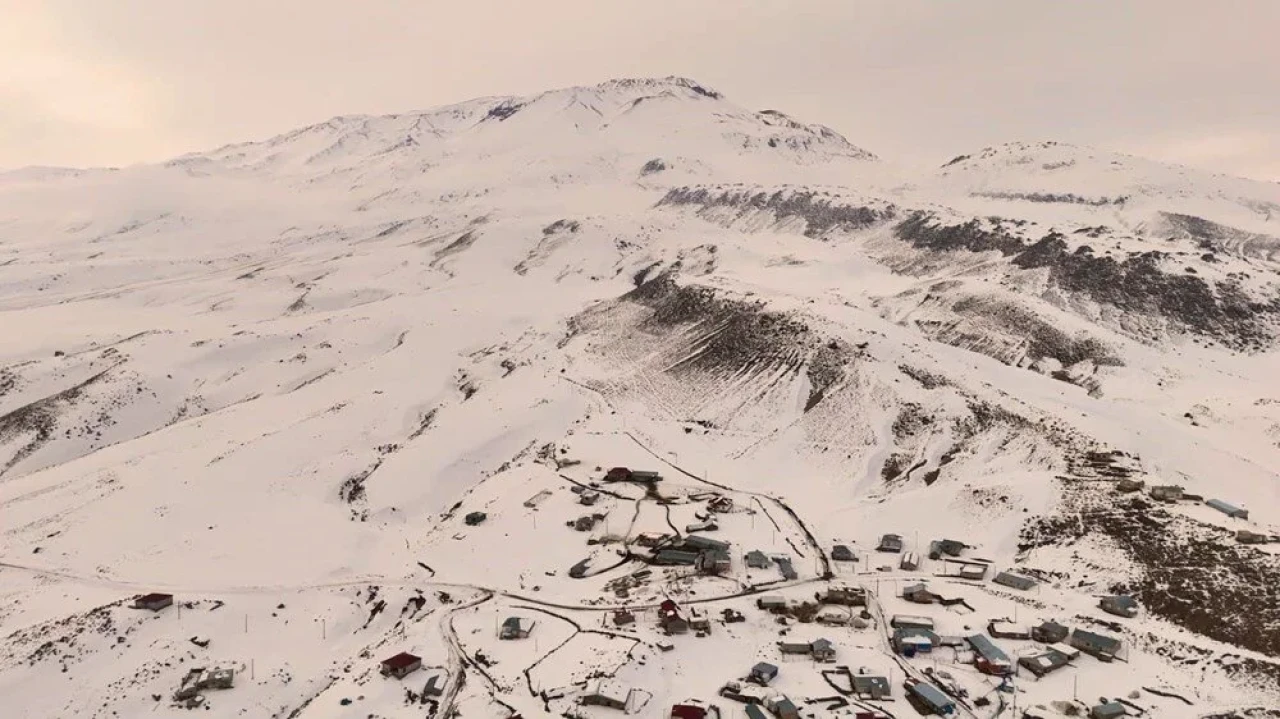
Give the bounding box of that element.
[1,77,1279,719]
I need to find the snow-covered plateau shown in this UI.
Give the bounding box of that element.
[1,76,1279,719]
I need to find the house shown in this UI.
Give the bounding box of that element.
[671,705,708,719]
[757,596,787,612]
[890,615,935,631]
[380,652,422,679]
[605,467,633,482]
[852,674,890,700]
[810,638,836,662]
[1031,621,1069,644]
[819,586,867,606]
[992,571,1037,591]
[775,557,798,580]
[1048,642,1081,661]
[905,679,956,715]
[876,534,903,553]
[987,620,1031,640]
[767,696,800,719]
[655,549,701,565]
[1115,478,1145,493]
[932,539,966,558]
[832,545,855,562]
[900,552,920,571]
[749,662,779,686]
[1237,529,1270,544]
[1149,485,1184,502]
[966,634,1013,676]
[1070,629,1122,660]
[465,511,487,526]
[1090,702,1128,719]
[1099,595,1139,618]
[582,679,631,711]
[901,583,937,604]
[662,614,690,635]
[133,593,174,612]
[1206,499,1248,519]
[683,536,731,553]
[745,550,772,569]
[893,628,938,655]
[696,548,732,575]
[579,490,601,506]
[956,563,987,581]
[500,617,534,640]
[1018,648,1071,678]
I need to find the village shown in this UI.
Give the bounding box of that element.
[99,438,1273,719]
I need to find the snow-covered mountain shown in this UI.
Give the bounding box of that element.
[2,77,1279,719]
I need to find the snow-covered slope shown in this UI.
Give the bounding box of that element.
[2,78,1279,719]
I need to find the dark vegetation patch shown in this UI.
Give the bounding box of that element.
[1020,480,1280,661]
[659,187,896,238]
[972,191,1127,206]
[897,364,951,389]
[0,367,115,477]
[485,101,525,122]
[896,214,1280,349]
[639,159,668,176]
[622,273,850,405]
[542,219,580,235]
[950,295,1123,366]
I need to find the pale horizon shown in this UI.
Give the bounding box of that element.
[3,0,1278,182]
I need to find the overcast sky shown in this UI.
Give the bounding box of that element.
[3,0,1278,180]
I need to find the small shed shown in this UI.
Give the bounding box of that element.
[671,705,707,719]
[1031,620,1069,644]
[757,596,787,612]
[1206,499,1248,519]
[749,662,779,686]
[1090,701,1128,719]
[1019,648,1071,678]
[876,534,904,553]
[1237,530,1269,544]
[380,652,422,679]
[133,593,174,612]
[582,679,631,710]
[852,674,890,700]
[768,697,800,719]
[988,620,1030,640]
[902,583,936,604]
[1149,485,1184,502]
[832,544,856,562]
[500,617,534,640]
[1099,595,1139,618]
[992,571,1036,591]
[745,550,772,569]
[464,511,487,526]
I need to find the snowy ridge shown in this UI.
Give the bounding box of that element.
[2,78,1280,719]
